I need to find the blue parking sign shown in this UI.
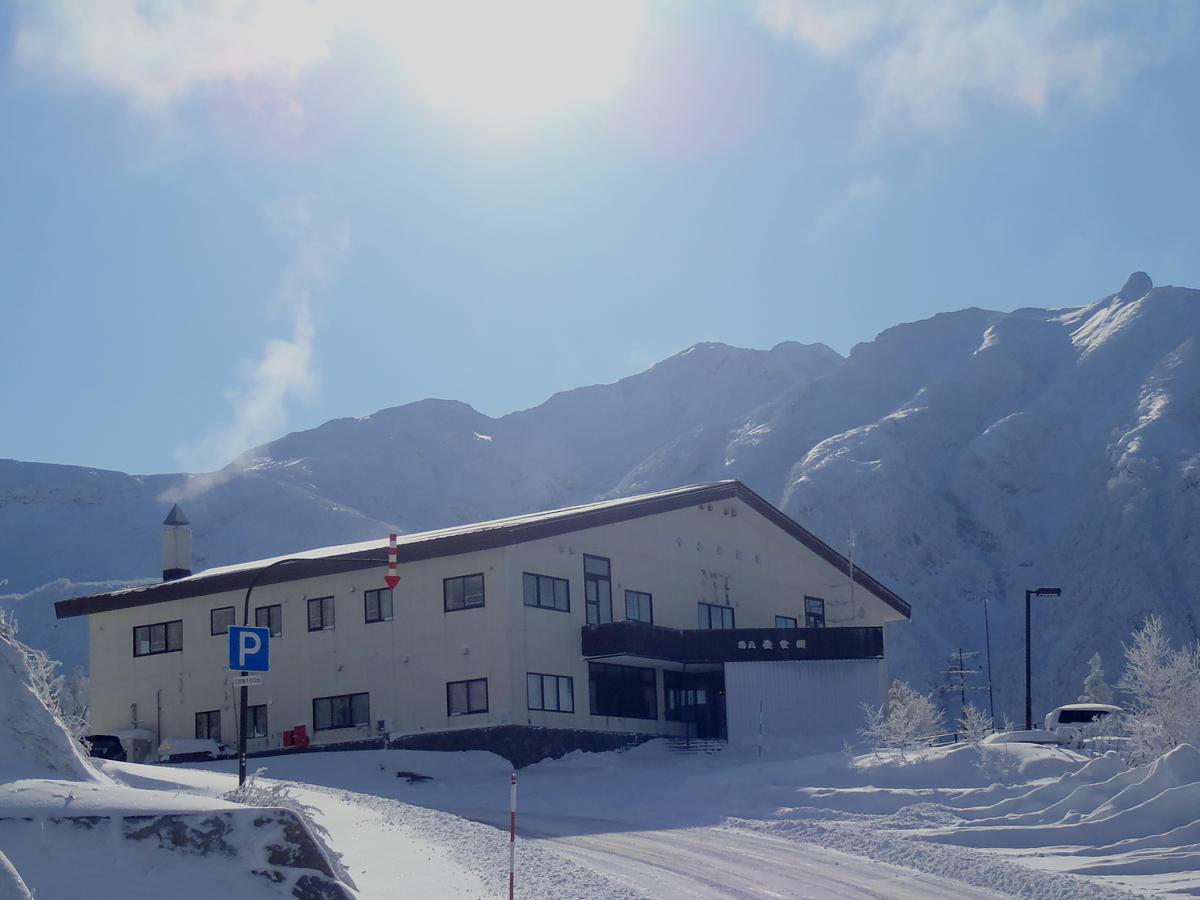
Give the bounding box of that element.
[229,625,270,672]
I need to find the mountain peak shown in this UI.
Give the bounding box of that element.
[1118,271,1153,302]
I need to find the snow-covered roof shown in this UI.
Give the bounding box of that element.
[56,480,910,620]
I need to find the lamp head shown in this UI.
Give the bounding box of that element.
[1033,587,1061,598]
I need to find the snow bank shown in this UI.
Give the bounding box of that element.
[0,615,97,782]
[923,744,1200,857]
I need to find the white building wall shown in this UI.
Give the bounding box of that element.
[86,495,904,748]
[724,659,887,750]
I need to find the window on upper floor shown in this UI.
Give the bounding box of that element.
[210,606,235,636]
[444,574,485,612]
[698,602,735,630]
[805,596,826,629]
[313,692,369,731]
[625,590,653,624]
[255,604,282,637]
[308,596,335,632]
[775,615,798,629]
[527,672,574,713]
[133,620,182,657]
[195,710,221,742]
[584,554,612,625]
[447,678,488,716]
[364,588,393,623]
[523,573,570,612]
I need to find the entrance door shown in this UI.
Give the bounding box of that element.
[665,670,727,740]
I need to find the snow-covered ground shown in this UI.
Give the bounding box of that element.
[90,737,1192,899]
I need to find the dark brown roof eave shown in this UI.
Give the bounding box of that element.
[54,481,910,621]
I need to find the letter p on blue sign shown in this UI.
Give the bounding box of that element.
[229,625,270,672]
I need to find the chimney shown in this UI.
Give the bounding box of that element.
[162,504,192,581]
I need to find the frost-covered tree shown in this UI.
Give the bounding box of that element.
[1079,652,1114,705]
[958,703,993,746]
[860,680,944,758]
[1117,616,1200,764]
[0,610,87,741]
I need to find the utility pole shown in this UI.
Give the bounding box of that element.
[1024,587,1062,731]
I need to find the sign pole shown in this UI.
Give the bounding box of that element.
[509,771,517,900]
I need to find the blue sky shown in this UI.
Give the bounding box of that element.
[2,1,1198,475]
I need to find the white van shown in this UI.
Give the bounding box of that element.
[1044,703,1122,736]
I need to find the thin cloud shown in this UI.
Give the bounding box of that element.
[12,0,338,113]
[755,0,1176,134]
[163,200,348,501]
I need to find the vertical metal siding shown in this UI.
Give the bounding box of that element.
[725,659,886,750]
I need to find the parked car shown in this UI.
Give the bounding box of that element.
[84,734,127,761]
[1045,703,1123,743]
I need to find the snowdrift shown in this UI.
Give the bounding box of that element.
[0,617,96,782]
[922,744,1200,881]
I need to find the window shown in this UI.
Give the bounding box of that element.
[625,590,653,624]
[308,596,335,632]
[248,704,268,739]
[698,602,735,630]
[364,588,393,623]
[444,574,485,612]
[527,673,574,713]
[775,615,798,629]
[255,604,282,637]
[584,554,612,625]
[195,710,221,742]
[210,606,235,635]
[133,620,183,657]
[523,573,570,611]
[805,596,826,629]
[313,693,369,731]
[447,678,488,716]
[588,662,657,720]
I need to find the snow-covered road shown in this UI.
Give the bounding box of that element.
[513,817,1005,899]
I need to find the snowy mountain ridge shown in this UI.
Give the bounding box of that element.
[3,272,1198,721]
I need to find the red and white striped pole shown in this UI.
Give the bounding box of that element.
[508,771,518,900]
[384,532,400,590]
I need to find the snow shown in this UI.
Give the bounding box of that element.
[81,738,1184,899]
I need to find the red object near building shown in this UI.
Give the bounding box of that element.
[294,724,310,748]
[282,729,295,748]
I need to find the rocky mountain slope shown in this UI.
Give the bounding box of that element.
[3,272,1197,721]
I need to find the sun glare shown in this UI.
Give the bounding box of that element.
[368,1,647,132]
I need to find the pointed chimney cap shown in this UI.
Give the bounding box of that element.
[163,504,190,526]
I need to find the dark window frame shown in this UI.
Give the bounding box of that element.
[588,662,658,720]
[364,587,394,624]
[526,672,575,713]
[312,692,370,731]
[307,596,335,632]
[195,709,221,742]
[255,604,283,637]
[805,596,826,629]
[446,678,489,716]
[210,606,235,636]
[443,574,486,612]
[584,554,613,625]
[133,620,183,657]
[698,602,735,630]
[624,590,653,624]
[523,572,570,612]
[775,615,798,629]
[248,704,268,739]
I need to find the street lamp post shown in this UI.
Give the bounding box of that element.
[1024,586,1061,731]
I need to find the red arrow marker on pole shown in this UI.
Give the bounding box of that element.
[385,532,400,590]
